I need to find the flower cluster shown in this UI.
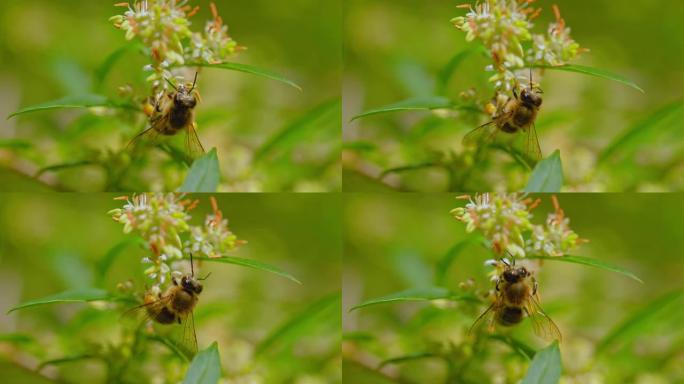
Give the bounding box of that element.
[109,194,244,289]
[110,0,243,89]
[184,196,245,258]
[451,193,583,257]
[452,1,584,91]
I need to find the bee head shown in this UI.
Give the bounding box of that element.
[502,266,529,283]
[520,88,542,107]
[174,86,197,109]
[181,275,203,294]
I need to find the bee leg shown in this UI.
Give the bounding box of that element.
[495,279,501,292]
[177,317,181,325]
[532,277,538,296]
[513,88,519,100]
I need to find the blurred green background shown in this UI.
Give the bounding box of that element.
[343,0,684,192]
[0,0,341,192]
[343,193,684,383]
[0,193,341,383]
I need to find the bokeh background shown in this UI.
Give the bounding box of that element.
[0,0,341,192]
[343,193,684,383]
[343,0,684,192]
[0,193,341,383]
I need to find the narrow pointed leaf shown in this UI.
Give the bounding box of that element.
[488,334,537,360]
[8,94,138,119]
[524,149,563,192]
[597,290,684,354]
[598,102,684,164]
[7,288,111,313]
[351,96,452,121]
[254,99,339,162]
[526,255,643,283]
[378,352,439,369]
[187,62,301,90]
[256,293,339,355]
[435,236,482,285]
[178,148,220,192]
[36,160,97,177]
[380,162,442,178]
[350,287,477,311]
[194,256,301,284]
[183,342,221,384]
[538,64,644,93]
[522,341,562,384]
[437,50,472,93]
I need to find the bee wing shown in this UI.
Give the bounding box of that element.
[468,300,498,336]
[126,125,161,151]
[462,120,497,147]
[182,311,198,353]
[525,295,562,341]
[120,293,172,322]
[525,123,543,160]
[185,122,206,160]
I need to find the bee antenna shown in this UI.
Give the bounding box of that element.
[529,67,533,88]
[198,272,212,281]
[189,253,195,277]
[190,72,198,92]
[165,77,178,91]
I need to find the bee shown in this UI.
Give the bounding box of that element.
[470,258,561,341]
[463,69,543,160]
[129,253,210,352]
[128,72,206,159]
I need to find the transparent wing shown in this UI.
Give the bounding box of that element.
[525,123,543,160]
[525,295,562,341]
[468,300,498,336]
[126,125,161,151]
[185,122,206,160]
[462,120,497,147]
[120,293,171,322]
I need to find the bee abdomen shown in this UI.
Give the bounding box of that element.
[150,306,177,324]
[498,306,524,326]
[169,107,192,130]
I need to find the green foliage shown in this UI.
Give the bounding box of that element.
[196,256,302,284]
[351,96,452,121]
[350,287,477,311]
[178,149,221,192]
[537,64,644,93]
[7,288,112,314]
[189,62,302,91]
[7,94,137,119]
[521,341,562,384]
[435,236,483,286]
[524,150,564,192]
[183,342,222,384]
[526,255,643,283]
[256,293,340,355]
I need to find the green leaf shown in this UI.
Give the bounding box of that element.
[598,102,684,164]
[351,96,452,121]
[526,255,643,283]
[538,64,644,93]
[380,162,442,178]
[36,160,97,177]
[435,236,482,286]
[256,293,340,356]
[378,352,439,369]
[187,62,301,90]
[254,99,339,163]
[0,139,32,150]
[7,288,111,313]
[194,256,301,284]
[7,94,138,119]
[178,148,220,192]
[437,50,472,94]
[343,141,377,153]
[488,334,536,360]
[522,341,562,384]
[38,355,97,371]
[597,290,684,354]
[94,43,142,91]
[145,333,193,362]
[96,237,146,286]
[183,342,221,384]
[350,287,477,311]
[524,149,563,192]
[0,333,35,344]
